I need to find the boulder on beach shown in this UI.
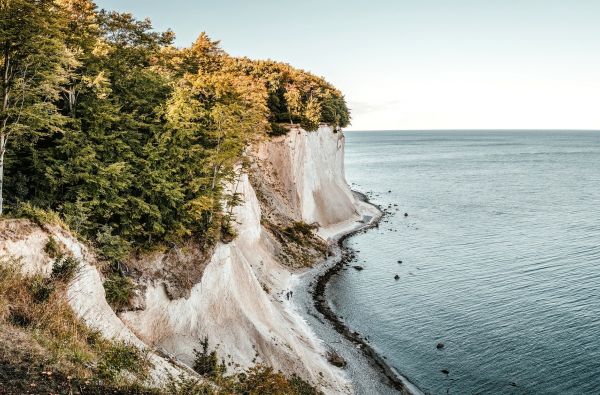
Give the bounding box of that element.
[327,351,347,368]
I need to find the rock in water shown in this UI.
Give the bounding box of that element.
[436,342,445,349]
[353,265,364,271]
[394,274,400,280]
[441,369,449,375]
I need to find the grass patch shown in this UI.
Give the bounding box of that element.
[0,256,151,389]
[99,341,149,381]
[164,374,213,394]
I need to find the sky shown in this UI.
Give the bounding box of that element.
[95,0,600,131]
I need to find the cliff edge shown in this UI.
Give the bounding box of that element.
[0,125,365,394]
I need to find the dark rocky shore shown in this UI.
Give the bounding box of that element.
[311,191,420,395]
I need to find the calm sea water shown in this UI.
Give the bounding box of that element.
[330,131,600,395]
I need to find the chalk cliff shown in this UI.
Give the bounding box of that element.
[0,125,364,393]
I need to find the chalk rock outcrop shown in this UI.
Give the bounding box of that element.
[1,125,362,393]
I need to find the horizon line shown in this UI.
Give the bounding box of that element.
[344,128,600,132]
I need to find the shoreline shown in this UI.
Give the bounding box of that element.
[293,191,423,394]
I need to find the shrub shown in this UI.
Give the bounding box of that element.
[11,202,63,227]
[29,275,54,303]
[283,221,316,245]
[51,256,80,282]
[193,336,224,378]
[269,122,290,136]
[289,374,321,395]
[220,219,237,244]
[96,226,131,264]
[104,274,135,310]
[44,236,62,258]
[8,308,32,327]
[234,365,315,395]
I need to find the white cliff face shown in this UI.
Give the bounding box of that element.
[121,125,360,393]
[0,125,362,393]
[121,173,352,393]
[255,125,358,229]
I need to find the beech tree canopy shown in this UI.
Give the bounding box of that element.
[0,0,350,260]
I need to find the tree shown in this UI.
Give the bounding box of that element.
[55,0,101,117]
[283,85,301,124]
[1,4,350,253]
[0,0,72,214]
[301,95,322,131]
[180,32,224,75]
[163,68,268,241]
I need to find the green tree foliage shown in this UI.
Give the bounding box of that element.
[2,0,350,263]
[162,68,268,242]
[0,0,73,214]
[225,57,350,132]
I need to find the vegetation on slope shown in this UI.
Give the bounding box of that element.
[0,0,347,392]
[0,256,152,392]
[1,0,349,307]
[0,254,321,394]
[0,0,349,255]
[0,0,350,260]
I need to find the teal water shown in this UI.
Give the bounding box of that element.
[331,131,600,394]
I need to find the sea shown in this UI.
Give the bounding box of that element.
[329,130,600,394]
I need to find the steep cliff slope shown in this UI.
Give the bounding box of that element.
[121,125,361,393]
[253,125,357,229]
[0,126,364,393]
[0,219,193,386]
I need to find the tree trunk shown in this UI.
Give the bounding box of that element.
[2,50,8,113]
[67,85,76,116]
[0,44,9,216]
[0,136,5,215]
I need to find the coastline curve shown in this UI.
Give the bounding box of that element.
[292,191,424,394]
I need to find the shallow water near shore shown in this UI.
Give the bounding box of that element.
[330,130,600,394]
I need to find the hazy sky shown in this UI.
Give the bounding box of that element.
[96,0,600,131]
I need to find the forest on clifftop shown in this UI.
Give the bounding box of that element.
[0,0,350,261]
[0,1,349,392]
